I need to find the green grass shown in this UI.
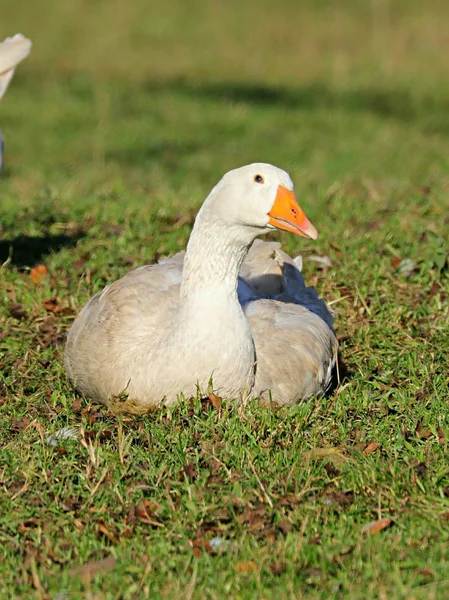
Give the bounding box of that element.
[1,0,449,598]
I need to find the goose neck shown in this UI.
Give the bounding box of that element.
[180,218,254,300]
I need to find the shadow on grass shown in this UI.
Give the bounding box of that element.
[0,233,85,268]
[106,139,202,166]
[327,352,353,397]
[140,79,448,124]
[16,72,449,126]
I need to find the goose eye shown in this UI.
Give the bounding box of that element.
[254,174,264,184]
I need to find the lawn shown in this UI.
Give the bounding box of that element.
[1,0,449,598]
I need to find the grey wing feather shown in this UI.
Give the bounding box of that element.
[238,239,334,329]
[238,240,337,404]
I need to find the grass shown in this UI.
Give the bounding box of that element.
[1,0,449,597]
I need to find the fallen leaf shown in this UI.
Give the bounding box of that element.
[72,253,90,271]
[322,489,354,508]
[190,536,214,556]
[97,520,120,544]
[363,442,380,455]
[324,463,340,477]
[270,562,286,576]
[135,500,163,527]
[72,397,83,413]
[277,519,292,535]
[361,518,393,535]
[237,504,267,532]
[60,496,82,512]
[30,264,48,285]
[419,567,434,578]
[10,415,32,433]
[200,393,222,411]
[43,296,62,313]
[122,527,133,538]
[429,281,441,297]
[180,462,197,482]
[208,392,222,410]
[8,303,28,320]
[390,257,402,268]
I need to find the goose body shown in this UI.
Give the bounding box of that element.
[65,164,337,411]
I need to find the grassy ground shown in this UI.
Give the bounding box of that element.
[1,1,449,598]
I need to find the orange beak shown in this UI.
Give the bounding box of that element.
[268,185,318,240]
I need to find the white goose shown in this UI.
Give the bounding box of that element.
[0,34,32,169]
[65,164,337,411]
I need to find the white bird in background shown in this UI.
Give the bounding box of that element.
[0,34,32,170]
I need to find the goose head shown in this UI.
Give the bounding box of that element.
[201,163,318,240]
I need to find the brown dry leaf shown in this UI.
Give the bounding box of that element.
[135,500,163,527]
[60,496,82,512]
[390,257,402,268]
[323,489,354,508]
[180,462,197,482]
[69,555,116,579]
[190,536,214,556]
[361,518,393,535]
[429,281,441,297]
[419,567,434,578]
[208,392,222,410]
[235,561,257,574]
[97,520,120,544]
[30,264,48,285]
[72,253,91,271]
[270,562,286,576]
[72,397,83,413]
[10,415,32,433]
[277,519,292,535]
[363,442,380,455]
[200,393,222,412]
[415,421,432,439]
[135,499,159,518]
[8,303,28,320]
[43,296,62,313]
[238,504,267,532]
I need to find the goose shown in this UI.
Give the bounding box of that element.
[0,34,32,170]
[65,163,337,412]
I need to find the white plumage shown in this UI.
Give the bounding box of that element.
[65,163,337,411]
